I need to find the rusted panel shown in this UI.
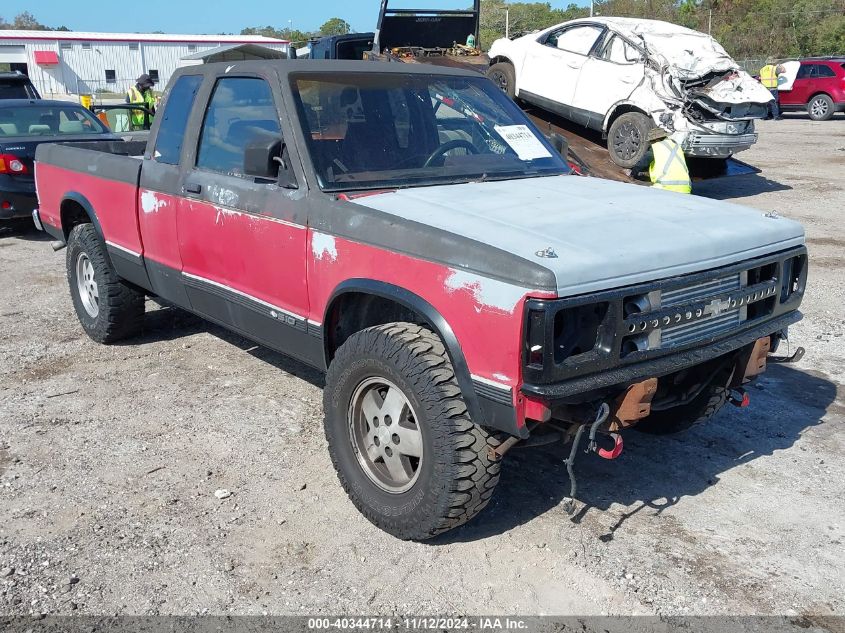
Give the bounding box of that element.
[608,377,658,431]
[740,336,771,383]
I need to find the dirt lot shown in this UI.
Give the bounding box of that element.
[1,117,844,619]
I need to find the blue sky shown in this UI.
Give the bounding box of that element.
[2,0,585,35]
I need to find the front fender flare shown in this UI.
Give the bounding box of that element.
[324,279,525,438]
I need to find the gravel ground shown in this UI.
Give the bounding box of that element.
[1,117,843,619]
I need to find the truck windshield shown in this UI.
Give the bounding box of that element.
[290,72,569,191]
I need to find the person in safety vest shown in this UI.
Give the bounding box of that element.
[648,128,691,194]
[126,74,156,130]
[759,60,785,120]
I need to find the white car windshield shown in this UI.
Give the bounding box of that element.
[290,72,569,191]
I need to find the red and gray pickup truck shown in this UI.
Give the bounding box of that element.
[34,60,807,540]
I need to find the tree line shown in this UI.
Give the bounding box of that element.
[3,3,842,59]
[479,0,844,58]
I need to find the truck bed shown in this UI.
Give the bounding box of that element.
[35,140,147,258]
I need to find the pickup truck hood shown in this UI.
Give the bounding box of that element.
[352,175,805,297]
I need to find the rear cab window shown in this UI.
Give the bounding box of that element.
[153,74,203,165]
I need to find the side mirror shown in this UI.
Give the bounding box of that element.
[244,136,298,189]
[549,132,568,158]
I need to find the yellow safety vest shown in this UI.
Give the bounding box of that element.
[760,64,778,89]
[649,138,691,194]
[127,86,155,128]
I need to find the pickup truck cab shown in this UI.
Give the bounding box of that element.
[34,61,807,540]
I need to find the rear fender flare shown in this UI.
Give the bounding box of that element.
[60,192,105,244]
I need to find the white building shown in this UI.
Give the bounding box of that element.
[0,31,290,97]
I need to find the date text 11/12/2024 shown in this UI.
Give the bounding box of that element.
[307,617,529,630]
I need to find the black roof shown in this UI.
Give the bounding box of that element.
[0,72,32,81]
[0,99,90,108]
[802,56,845,62]
[177,59,482,78]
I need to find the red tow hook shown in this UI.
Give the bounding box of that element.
[594,433,624,460]
[729,388,750,408]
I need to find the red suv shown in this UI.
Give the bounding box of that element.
[778,57,845,121]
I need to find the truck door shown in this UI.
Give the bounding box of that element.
[518,24,604,118]
[176,72,317,365]
[138,73,204,306]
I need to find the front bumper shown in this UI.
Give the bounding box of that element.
[0,190,37,220]
[522,310,801,401]
[520,247,807,404]
[682,132,758,157]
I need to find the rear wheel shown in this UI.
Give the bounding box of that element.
[487,62,516,100]
[607,112,655,168]
[66,223,144,343]
[323,322,501,540]
[807,94,834,121]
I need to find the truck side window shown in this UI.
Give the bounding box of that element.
[153,74,202,165]
[196,77,281,177]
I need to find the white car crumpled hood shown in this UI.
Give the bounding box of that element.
[353,176,805,297]
[612,19,773,105]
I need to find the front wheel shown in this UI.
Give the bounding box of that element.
[323,322,501,540]
[807,94,834,121]
[487,63,516,100]
[607,112,654,169]
[66,223,145,343]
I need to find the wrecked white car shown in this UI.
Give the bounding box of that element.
[487,17,774,167]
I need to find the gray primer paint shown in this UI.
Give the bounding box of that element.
[353,175,806,298]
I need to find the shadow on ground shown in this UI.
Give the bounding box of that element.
[0,219,50,242]
[694,173,793,200]
[125,303,325,388]
[436,364,838,544]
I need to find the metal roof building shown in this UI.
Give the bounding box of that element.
[0,31,290,97]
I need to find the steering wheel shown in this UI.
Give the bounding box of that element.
[423,139,479,167]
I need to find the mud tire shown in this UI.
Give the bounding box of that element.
[66,223,144,344]
[323,322,501,540]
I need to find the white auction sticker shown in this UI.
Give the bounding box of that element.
[494,125,552,161]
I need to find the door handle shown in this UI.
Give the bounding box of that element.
[184,183,202,194]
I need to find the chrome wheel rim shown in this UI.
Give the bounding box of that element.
[75,253,99,318]
[613,122,642,160]
[810,98,828,118]
[348,377,423,494]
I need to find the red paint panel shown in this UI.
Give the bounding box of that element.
[36,164,142,253]
[138,190,182,271]
[307,230,556,395]
[178,200,309,318]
